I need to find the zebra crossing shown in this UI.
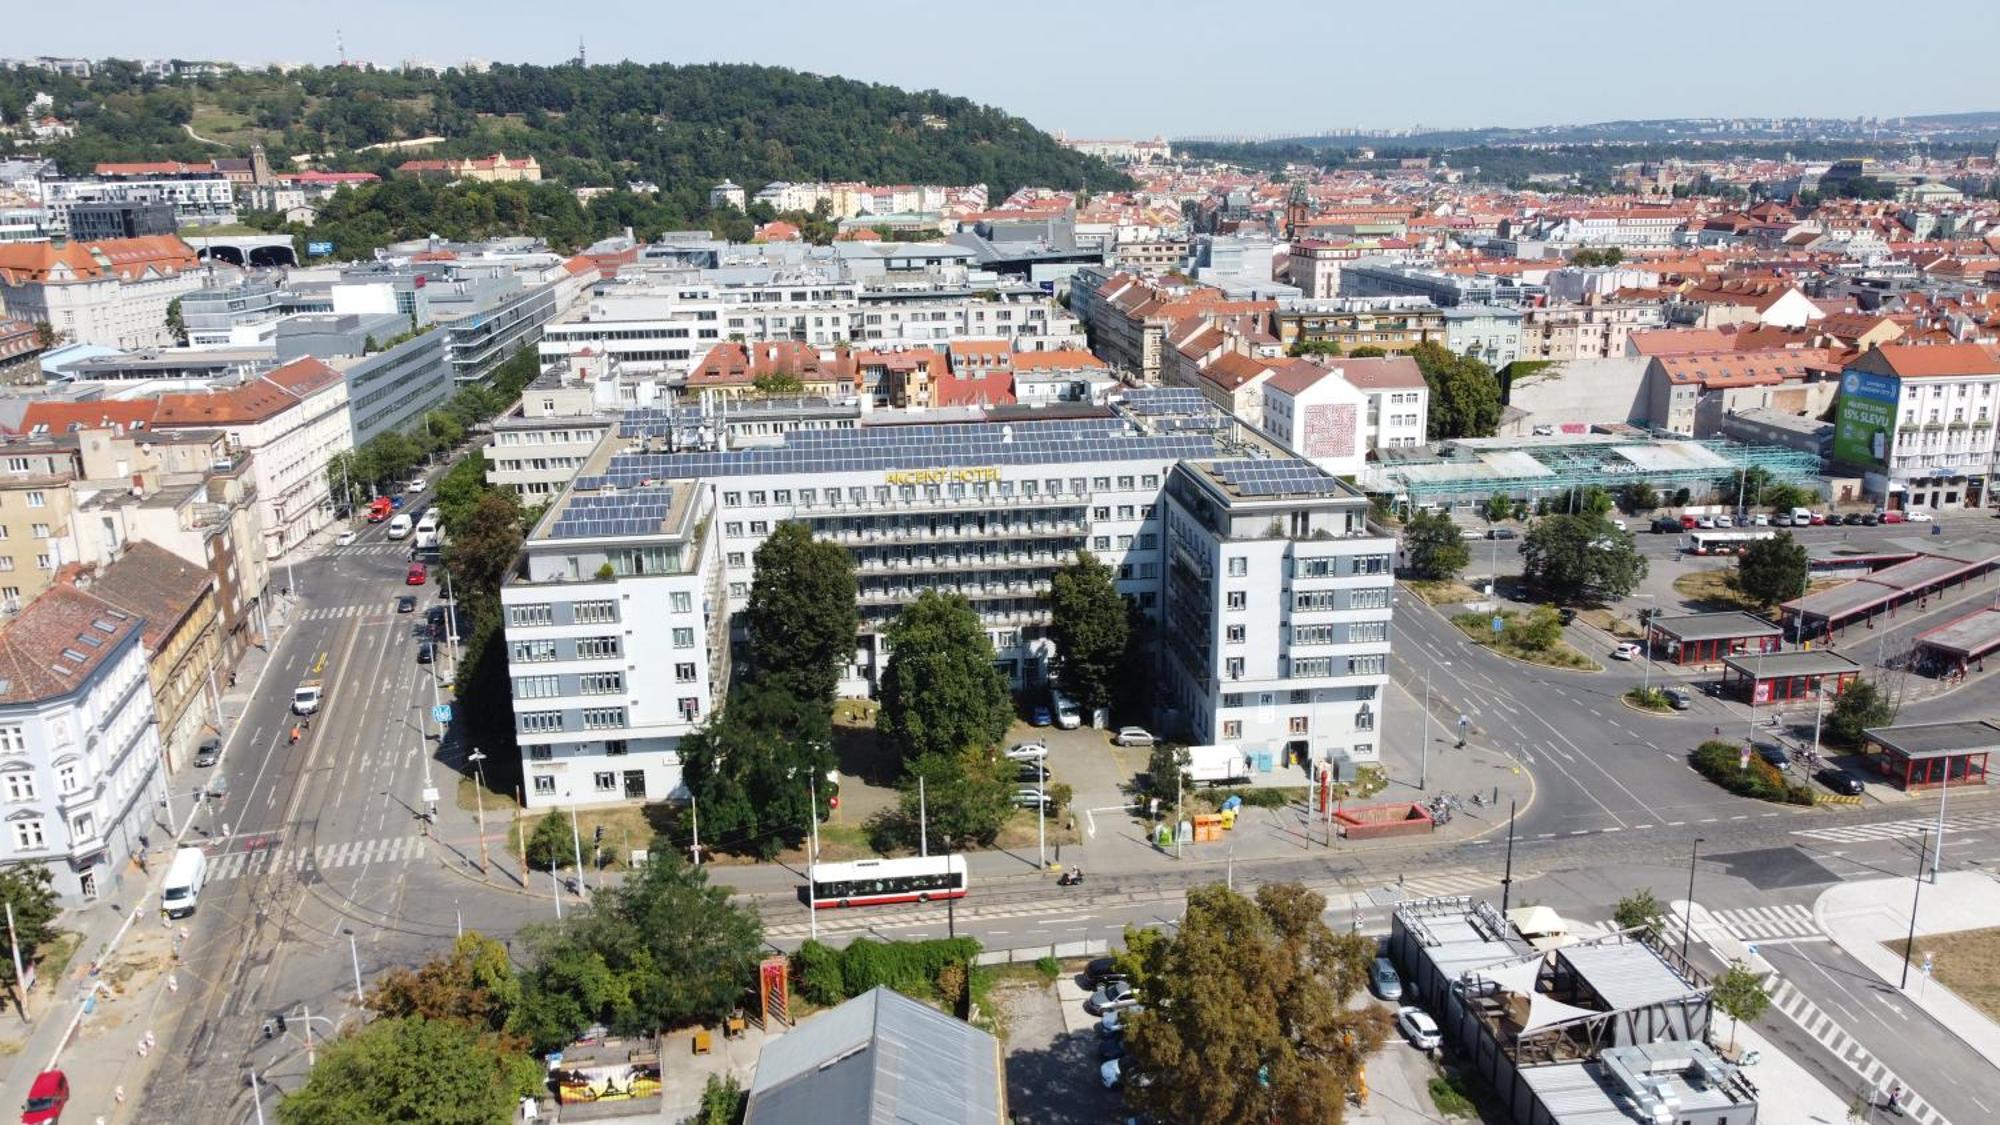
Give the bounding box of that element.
[299,603,396,621]
[1793,809,2000,844]
[1666,904,1823,948]
[1356,866,1502,907]
[208,835,428,883]
[325,543,413,558]
[1765,976,1950,1125]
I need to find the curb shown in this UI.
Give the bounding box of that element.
[1616,694,1677,719]
[1462,636,1605,675]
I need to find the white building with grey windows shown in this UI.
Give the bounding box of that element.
[0,585,167,904]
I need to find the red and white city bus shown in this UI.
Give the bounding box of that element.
[808,855,969,908]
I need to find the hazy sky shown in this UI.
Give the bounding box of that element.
[27,0,2000,138]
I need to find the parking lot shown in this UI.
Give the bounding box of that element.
[997,966,1127,1124]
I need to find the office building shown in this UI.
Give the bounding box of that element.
[63,201,178,242]
[1835,343,2000,510]
[40,171,237,232]
[1341,261,1546,308]
[0,584,167,904]
[179,279,291,348]
[0,236,204,349]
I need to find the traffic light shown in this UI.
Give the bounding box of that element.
[593,825,604,844]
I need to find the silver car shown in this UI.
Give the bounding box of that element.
[1114,727,1155,747]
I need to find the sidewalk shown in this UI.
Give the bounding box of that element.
[0,585,301,1121]
[1816,869,2000,1067]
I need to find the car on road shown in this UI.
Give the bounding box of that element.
[1011,787,1053,809]
[1612,642,1643,661]
[406,477,427,494]
[1396,1006,1442,1051]
[1664,687,1692,710]
[194,736,221,768]
[1816,766,1865,796]
[405,562,428,585]
[1371,957,1403,1001]
[335,530,356,546]
[1755,742,1791,768]
[1906,508,1935,522]
[1030,705,1053,726]
[417,642,434,665]
[396,595,417,613]
[21,1069,68,1125]
[1113,726,1155,747]
[1086,980,1141,1015]
[1004,741,1048,761]
[1556,606,1577,625]
[1487,527,1517,540]
[1086,957,1128,987]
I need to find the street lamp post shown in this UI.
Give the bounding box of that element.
[1680,837,1706,964]
[467,748,490,880]
[1932,763,1952,884]
[1902,830,1929,989]
[806,774,819,942]
[247,1072,266,1125]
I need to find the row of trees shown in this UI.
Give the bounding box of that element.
[278,853,762,1123]
[1400,506,1648,605]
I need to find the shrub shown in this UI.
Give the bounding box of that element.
[1033,956,1060,983]
[1691,741,1814,805]
[1212,786,1294,809]
[1625,687,1671,712]
[523,813,571,872]
[792,940,846,1006]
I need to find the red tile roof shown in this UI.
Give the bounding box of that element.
[1008,350,1106,372]
[0,584,140,704]
[1851,343,2000,380]
[16,399,160,435]
[0,236,197,285]
[1331,356,1427,390]
[932,371,1015,407]
[687,341,857,389]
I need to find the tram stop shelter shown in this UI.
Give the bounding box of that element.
[1914,606,2000,675]
[1646,611,1782,666]
[1782,538,2000,642]
[1720,649,1862,706]
[1859,720,2000,793]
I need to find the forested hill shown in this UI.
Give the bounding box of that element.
[1,59,1129,198]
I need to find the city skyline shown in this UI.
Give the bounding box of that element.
[19,0,2000,139]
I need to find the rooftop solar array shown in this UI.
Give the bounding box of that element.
[1204,459,1340,497]
[1121,387,1212,415]
[547,492,677,539]
[617,406,700,438]
[577,418,1218,487]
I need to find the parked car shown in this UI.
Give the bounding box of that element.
[1840,512,1865,526]
[1030,705,1053,727]
[1652,517,1681,534]
[417,642,434,665]
[1714,514,1734,528]
[1679,514,1698,529]
[1809,511,1827,525]
[1011,787,1053,809]
[1860,512,1881,526]
[1664,687,1692,711]
[1906,509,1935,523]
[1755,742,1791,768]
[1696,515,1717,528]
[1004,741,1049,761]
[1099,1034,1127,1061]
[1751,513,1770,526]
[1396,1006,1442,1051]
[335,530,357,546]
[1016,763,1050,783]
[1114,726,1155,747]
[1878,509,1905,524]
[1099,1007,1132,1036]
[1370,957,1403,1002]
[1557,607,1577,625]
[1086,980,1141,1015]
[1816,766,1865,796]
[194,736,222,768]
[1100,1058,1124,1089]
[396,595,418,613]
[1086,957,1128,987]
[1612,642,1643,661]
[20,1069,68,1125]
[405,562,428,585]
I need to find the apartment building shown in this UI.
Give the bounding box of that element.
[83,543,222,774]
[504,387,1396,796]
[1442,305,1525,370]
[1261,356,1431,472]
[1273,298,1447,355]
[1519,301,1665,361]
[0,450,77,610]
[1836,343,2000,510]
[502,479,726,809]
[0,584,166,904]
[1072,267,1276,383]
[39,172,236,232]
[1339,261,1546,308]
[0,236,203,349]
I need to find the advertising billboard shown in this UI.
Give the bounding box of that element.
[1832,370,1898,467]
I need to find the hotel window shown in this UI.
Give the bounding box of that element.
[605,739,628,756]
[533,776,556,795]
[1117,505,1134,520]
[725,522,744,537]
[579,672,624,695]
[676,662,698,682]
[1347,654,1387,675]
[11,819,44,850]
[671,591,694,613]
[799,489,817,505]
[24,491,43,508]
[673,627,696,649]
[575,636,621,659]
[573,600,618,624]
[1226,591,1247,610]
[1289,716,1310,735]
[749,521,770,535]
[582,708,626,730]
[510,639,558,663]
[508,603,554,627]
[514,675,560,699]
[1093,477,1110,490]
[727,552,746,567]
[1226,657,1244,679]
[1221,720,1242,740]
[748,491,766,505]
[29,524,48,539]
[1226,624,1246,644]
[679,697,702,722]
[774,490,791,503]
[1227,557,1247,577]
[1093,537,1110,550]
[1094,507,1110,520]
[1349,622,1388,644]
[520,712,564,734]
[723,492,741,506]
[1143,474,1160,488]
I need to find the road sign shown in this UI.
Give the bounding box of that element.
[1458,715,1471,730]
[432,704,452,723]
[1491,615,1505,634]
[307,240,334,257]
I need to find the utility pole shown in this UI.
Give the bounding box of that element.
[248,1073,265,1125]
[5,902,27,1019]
[1500,800,1517,916]
[467,748,490,881]
[918,775,928,859]
[568,807,587,900]
[1932,767,1952,884]
[1174,767,1184,860]
[1902,830,1928,989]
[689,792,701,867]
[551,867,563,921]
[346,929,363,1003]
[807,775,819,942]
[1037,768,1047,871]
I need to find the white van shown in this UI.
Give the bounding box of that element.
[1051,691,1081,730]
[414,512,441,551]
[162,847,207,919]
[1790,507,1814,527]
[386,513,414,540]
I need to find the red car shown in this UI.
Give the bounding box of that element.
[405,563,428,586]
[21,1070,67,1124]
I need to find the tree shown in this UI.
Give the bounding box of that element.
[877,592,1013,764]
[164,296,186,344]
[693,1075,747,1125]
[1288,339,1341,358]
[1410,341,1502,440]
[1736,532,1809,608]
[1048,551,1129,715]
[1612,889,1668,938]
[1722,465,1774,510]
[0,866,59,1009]
[429,452,496,538]
[1122,882,1386,1124]
[1825,678,1896,747]
[751,369,805,396]
[1348,345,1387,358]
[1552,484,1615,518]
[890,750,1015,849]
[744,522,858,705]
[1618,481,1659,515]
[677,683,835,859]
[1710,962,1770,1052]
[1401,509,1470,581]
[1759,482,1815,512]
[1481,491,1512,523]
[274,1016,542,1125]
[443,492,524,618]
[524,812,572,872]
[1520,514,1647,604]
[1146,742,1193,807]
[367,933,522,1034]
[514,850,762,1050]
[1502,605,1564,653]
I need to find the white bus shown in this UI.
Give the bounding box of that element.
[414,512,441,551]
[1686,529,1777,556]
[808,854,968,909]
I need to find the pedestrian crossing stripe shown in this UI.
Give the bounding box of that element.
[325,544,412,557]
[300,604,421,621]
[1766,976,1949,1125]
[1793,810,2000,844]
[1699,904,1821,941]
[208,835,426,882]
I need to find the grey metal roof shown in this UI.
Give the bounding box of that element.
[745,987,1003,1125]
[1915,607,2000,659]
[1647,611,1780,642]
[1863,720,2000,760]
[1719,650,1861,678]
[1555,941,1696,1012]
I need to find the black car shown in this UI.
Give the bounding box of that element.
[1754,742,1790,768]
[1652,517,1681,534]
[1816,766,1865,796]
[1842,512,1868,526]
[1017,763,1050,783]
[396,595,417,613]
[417,641,435,665]
[1085,957,1129,988]
[1556,606,1577,625]
[1860,511,1880,526]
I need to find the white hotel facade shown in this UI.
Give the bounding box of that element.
[502,389,1396,807]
